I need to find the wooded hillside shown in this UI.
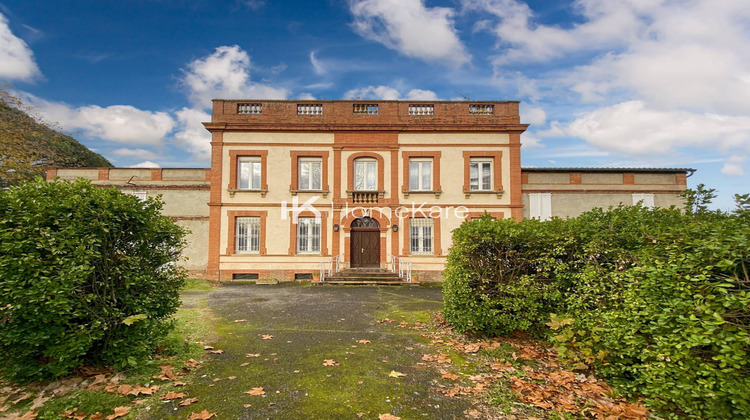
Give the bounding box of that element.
[0,96,112,188]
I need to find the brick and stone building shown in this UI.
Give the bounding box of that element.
[47,100,693,282]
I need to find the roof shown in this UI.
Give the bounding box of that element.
[521,167,695,174]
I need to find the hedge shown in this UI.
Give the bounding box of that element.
[0,179,187,381]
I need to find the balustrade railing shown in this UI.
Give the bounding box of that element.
[387,254,413,283]
[319,254,343,282]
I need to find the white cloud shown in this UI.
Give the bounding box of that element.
[297,92,316,100]
[29,96,175,145]
[309,51,325,75]
[181,45,289,110]
[112,148,160,160]
[349,0,470,66]
[520,104,546,126]
[174,107,212,161]
[0,12,42,82]
[564,101,750,155]
[129,161,160,168]
[721,156,746,177]
[404,89,438,100]
[343,85,439,101]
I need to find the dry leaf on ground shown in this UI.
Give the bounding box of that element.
[179,398,199,407]
[245,387,266,396]
[378,414,400,420]
[322,359,339,366]
[189,410,216,420]
[160,392,186,400]
[388,371,407,378]
[261,335,274,340]
[105,406,130,420]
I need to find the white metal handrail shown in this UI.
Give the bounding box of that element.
[319,254,343,282]
[387,254,413,283]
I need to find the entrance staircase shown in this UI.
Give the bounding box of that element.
[321,268,412,285]
[317,254,415,285]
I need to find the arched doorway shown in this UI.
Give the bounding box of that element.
[350,217,380,268]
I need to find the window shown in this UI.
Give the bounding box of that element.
[297,217,321,254]
[409,159,432,191]
[298,158,322,190]
[470,159,493,191]
[238,157,262,190]
[354,158,378,190]
[236,217,261,253]
[529,193,552,221]
[125,190,147,201]
[410,218,434,254]
[632,193,655,209]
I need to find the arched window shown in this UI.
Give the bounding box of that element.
[351,217,380,228]
[353,158,378,190]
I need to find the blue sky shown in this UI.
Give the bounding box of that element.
[1,0,748,209]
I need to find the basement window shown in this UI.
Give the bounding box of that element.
[294,273,314,280]
[233,273,259,280]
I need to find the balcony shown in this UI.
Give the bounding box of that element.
[346,190,385,204]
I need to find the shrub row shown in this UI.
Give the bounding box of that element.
[0,179,187,382]
[443,204,749,418]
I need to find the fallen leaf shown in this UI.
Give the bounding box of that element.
[234,319,247,323]
[322,359,339,366]
[189,410,216,420]
[388,370,407,378]
[243,404,252,408]
[184,359,201,369]
[245,387,266,396]
[228,376,237,380]
[442,372,459,381]
[261,335,274,340]
[160,392,186,400]
[246,353,260,358]
[208,349,224,354]
[173,381,187,387]
[203,346,214,350]
[240,362,250,366]
[17,411,37,420]
[11,393,32,404]
[378,414,400,420]
[357,339,371,344]
[29,395,50,410]
[179,398,199,406]
[106,406,130,420]
[89,413,104,420]
[60,408,86,420]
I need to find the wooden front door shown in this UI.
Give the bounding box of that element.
[350,230,380,268]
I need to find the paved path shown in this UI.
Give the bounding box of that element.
[159,284,472,419]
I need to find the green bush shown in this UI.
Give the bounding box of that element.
[443,202,750,418]
[0,178,187,381]
[443,215,565,336]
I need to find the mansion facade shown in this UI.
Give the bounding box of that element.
[47,100,692,282]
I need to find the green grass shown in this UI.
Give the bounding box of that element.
[0,289,218,419]
[183,278,217,291]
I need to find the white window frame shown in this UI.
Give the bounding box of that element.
[298,157,322,191]
[410,218,434,255]
[632,193,655,209]
[125,190,147,201]
[529,193,552,221]
[236,217,261,254]
[354,158,378,191]
[296,217,321,254]
[409,158,433,191]
[469,159,493,191]
[238,156,262,190]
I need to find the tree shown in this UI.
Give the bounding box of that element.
[0,84,111,188]
[681,183,717,214]
[0,178,187,381]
